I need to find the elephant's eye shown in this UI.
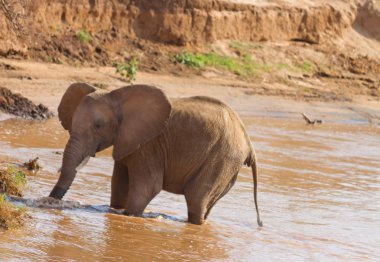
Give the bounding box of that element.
[94,122,102,129]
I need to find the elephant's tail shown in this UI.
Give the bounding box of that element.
[249,151,263,227]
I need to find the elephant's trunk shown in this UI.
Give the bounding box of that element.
[49,136,89,199]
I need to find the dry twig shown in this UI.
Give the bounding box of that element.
[301,113,322,125]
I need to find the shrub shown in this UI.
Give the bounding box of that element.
[76,30,91,44]
[116,57,139,82]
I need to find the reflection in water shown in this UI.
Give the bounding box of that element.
[0,116,379,260]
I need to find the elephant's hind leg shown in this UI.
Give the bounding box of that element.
[204,173,238,220]
[185,192,208,225]
[184,168,217,225]
[110,161,129,209]
[185,160,241,225]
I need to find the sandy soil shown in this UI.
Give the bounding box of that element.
[0,58,379,126]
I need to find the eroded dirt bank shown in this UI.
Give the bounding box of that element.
[0,0,379,107]
[1,0,356,51]
[0,0,376,61]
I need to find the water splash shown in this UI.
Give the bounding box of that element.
[6,195,183,222]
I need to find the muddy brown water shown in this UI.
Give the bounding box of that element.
[0,114,379,261]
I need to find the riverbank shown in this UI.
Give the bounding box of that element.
[1,1,379,122]
[0,58,379,126]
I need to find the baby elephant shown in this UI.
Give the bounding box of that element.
[49,83,263,226]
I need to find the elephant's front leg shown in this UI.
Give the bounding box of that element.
[110,161,129,209]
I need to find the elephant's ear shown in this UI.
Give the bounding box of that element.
[58,83,96,132]
[111,85,171,161]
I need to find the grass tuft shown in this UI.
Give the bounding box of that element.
[172,52,205,68]
[297,60,313,73]
[76,30,91,44]
[0,194,28,230]
[172,51,280,78]
[0,166,27,197]
[115,57,139,82]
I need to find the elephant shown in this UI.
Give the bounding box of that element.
[49,82,263,226]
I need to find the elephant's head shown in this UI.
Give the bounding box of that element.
[49,83,171,199]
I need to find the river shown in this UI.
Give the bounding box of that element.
[0,113,379,261]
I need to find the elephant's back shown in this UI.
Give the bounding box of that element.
[171,96,239,126]
[169,96,246,143]
[173,96,229,109]
[170,96,247,132]
[162,96,252,193]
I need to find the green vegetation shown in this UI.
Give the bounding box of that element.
[173,40,315,79]
[173,51,279,78]
[116,57,139,82]
[0,194,27,230]
[0,166,28,230]
[296,60,313,73]
[172,52,205,68]
[76,30,91,44]
[240,54,273,75]
[0,166,27,197]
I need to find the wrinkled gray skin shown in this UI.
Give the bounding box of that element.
[50,83,263,226]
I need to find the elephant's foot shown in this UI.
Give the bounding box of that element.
[187,211,206,225]
[123,210,144,217]
[110,203,127,210]
[185,196,208,225]
[123,192,157,217]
